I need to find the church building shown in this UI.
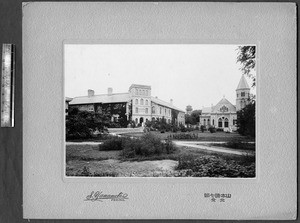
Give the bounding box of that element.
[199,75,251,131]
[68,84,185,127]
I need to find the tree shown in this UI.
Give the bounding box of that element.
[185,110,201,126]
[191,110,202,123]
[236,102,255,137]
[237,46,256,87]
[66,108,111,139]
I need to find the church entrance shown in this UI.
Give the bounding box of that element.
[139,117,144,124]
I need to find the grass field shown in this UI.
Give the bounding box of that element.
[66,134,255,177]
[121,130,254,142]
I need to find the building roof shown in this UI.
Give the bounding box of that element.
[69,93,130,105]
[202,106,214,114]
[201,97,236,115]
[236,75,250,90]
[129,84,151,90]
[212,97,236,113]
[151,96,185,113]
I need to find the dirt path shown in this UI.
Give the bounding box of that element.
[173,141,253,156]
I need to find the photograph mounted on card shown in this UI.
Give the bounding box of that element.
[23,2,296,219]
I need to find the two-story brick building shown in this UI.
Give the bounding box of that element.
[68,84,185,127]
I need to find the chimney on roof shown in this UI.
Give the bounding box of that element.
[170,99,173,105]
[108,87,113,95]
[88,89,94,97]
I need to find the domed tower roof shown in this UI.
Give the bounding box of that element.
[236,75,250,91]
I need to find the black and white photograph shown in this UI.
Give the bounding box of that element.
[18,2,296,220]
[64,44,256,178]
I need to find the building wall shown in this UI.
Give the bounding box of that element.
[177,112,185,125]
[130,85,152,124]
[200,113,237,130]
[236,89,250,111]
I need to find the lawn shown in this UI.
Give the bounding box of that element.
[121,130,254,142]
[66,134,255,178]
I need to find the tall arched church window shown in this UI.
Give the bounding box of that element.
[135,107,138,113]
[212,119,214,125]
[145,100,148,105]
[160,107,162,114]
[135,118,138,123]
[241,92,245,97]
[140,99,144,105]
[218,118,222,128]
[224,118,229,127]
[208,119,210,125]
[135,99,138,105]
[204,119,206,126]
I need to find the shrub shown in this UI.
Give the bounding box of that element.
[176,155,255,178]
[208,126,216,133]
[165,138,176,154]
[223,140,255,151]
[179,124,187,132]
[171,133,198,140]
[216,128,224,132]
[99,137,124,151]
[122,133,176,158]
[200,125,205,132]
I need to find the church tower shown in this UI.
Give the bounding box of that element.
[236,75,250,111]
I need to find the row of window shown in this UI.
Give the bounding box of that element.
[134,117,172,124]
[203,118,236,128]
[135,98,149,106]
[133,89,149,96]
[152,106,171,116]
[135,107,149,114]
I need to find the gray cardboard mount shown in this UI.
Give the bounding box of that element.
[23,2,297,219]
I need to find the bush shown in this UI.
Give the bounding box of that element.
[176,155,255,178]
[208,126,216,133]
[179,124,187,132]
[170,133,198,140]
[99,137,123,151]
[216,128,224,132]
[122,133,176,158]
[165,138,176,154]
[200,125,205,132]
[223,140,255,151]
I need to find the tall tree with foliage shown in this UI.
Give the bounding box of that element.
[236,46,256,137]
[236,102,255,137]
[66,108,111,139]
[237,46,256,87]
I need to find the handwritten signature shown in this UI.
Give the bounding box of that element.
[84,191,129,202]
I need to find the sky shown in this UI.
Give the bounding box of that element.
[64,44,255,111]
